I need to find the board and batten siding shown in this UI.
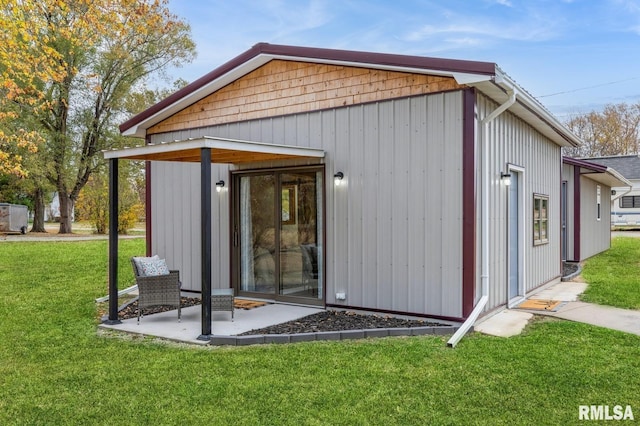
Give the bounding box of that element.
[476,94,562,312]
[579,176,612,260]
[149,91,465,319]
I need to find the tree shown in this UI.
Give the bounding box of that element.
[1,0,196,233]
[0,1,60,178]
[76,161,144,234]
[563,102,640,158]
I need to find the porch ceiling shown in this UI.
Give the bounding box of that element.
[103,136,325,164]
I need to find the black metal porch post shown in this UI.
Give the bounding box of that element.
[198,148,213,339]
[105,158,121,324]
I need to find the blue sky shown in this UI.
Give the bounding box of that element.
[166,0,640,118]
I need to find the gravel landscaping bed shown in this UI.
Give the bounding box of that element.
[238,310,448,335]
[116,298,449,334]
[562,261,580,278]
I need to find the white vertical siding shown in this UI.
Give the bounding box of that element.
[562,163,576,260]
[580,177,612,259]
[149,91,465,318]
[477,94,562,312]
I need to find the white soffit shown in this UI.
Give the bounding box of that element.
[583,167,632,189]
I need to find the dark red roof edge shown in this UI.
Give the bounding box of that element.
[563,156,608,173]
[119,42,497,134]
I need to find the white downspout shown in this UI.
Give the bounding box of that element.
[447,88,516,348]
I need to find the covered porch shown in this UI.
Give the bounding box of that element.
[102,136,325,341]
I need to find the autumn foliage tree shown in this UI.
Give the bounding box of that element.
[563,102,640,158]
[76,161,144,234]
[0,0,195,233]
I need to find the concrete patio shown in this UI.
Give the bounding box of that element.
[98,297,463,346]
[99,302,324,345]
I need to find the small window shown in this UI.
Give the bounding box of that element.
[596,185,601,221]
[619,196,640,208]
[533,194,549,246]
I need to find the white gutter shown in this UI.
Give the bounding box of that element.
[448,88,517,348]
[605,167,633,202]
[95,285,138,303]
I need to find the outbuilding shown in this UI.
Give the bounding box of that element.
[580,155,640,226]
[561,157,631,262]
[105,43,585,340]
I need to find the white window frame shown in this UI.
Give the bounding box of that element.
[533,193,549,246]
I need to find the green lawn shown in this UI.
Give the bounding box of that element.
[581,237,640,309]
[1,240,639,425]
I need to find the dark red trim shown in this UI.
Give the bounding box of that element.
[145,135,152,256]
[573,166,581,261]
[563,156,608,173]
[325,304,464,323]
[462,88,477,318]
[119,42,496,134]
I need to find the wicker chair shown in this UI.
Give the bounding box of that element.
[131,258,182,323]
[211,288,234,321]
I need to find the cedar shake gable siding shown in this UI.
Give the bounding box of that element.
[148,60,463,135]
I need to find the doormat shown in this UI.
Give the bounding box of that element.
[517,299,561,311]
[234,299,268,310]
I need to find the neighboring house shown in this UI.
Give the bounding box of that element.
[561,157,631,262]
[45,192,75,222]
[580,155,640,226]
[105,43,590,339]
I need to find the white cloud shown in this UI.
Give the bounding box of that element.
[403,19,559,45]
[260,0,333,40]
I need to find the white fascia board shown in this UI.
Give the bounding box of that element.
[121,56,274,137]
[103,138,204,158]
[122,54,495,137]
[201,136,325,157]
[605,167,633,188]
[582,168,632,189]
[103,136,325,160]
[466,69,583,148]
[270,53,492,81]
[451,72,493,85]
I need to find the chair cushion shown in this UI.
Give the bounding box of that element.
[133,255,170,276]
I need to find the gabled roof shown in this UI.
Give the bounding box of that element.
[580,155,640,180]
[563,157,632,188]
[120,42,581,147]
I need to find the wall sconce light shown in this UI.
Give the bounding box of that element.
[501,172,512,186]
[334,171,344,186]
[215,180,225,192]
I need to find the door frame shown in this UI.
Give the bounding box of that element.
[507,163,526,308]
[561,180,568,261]
[231,165,326,306]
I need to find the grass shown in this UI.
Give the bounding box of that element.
[1,240,639,425]
[30,221,146,235]
[580,237,640,309]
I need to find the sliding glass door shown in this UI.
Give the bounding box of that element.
[234,167,323,304]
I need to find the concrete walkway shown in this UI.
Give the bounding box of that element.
[475,280,640,338]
